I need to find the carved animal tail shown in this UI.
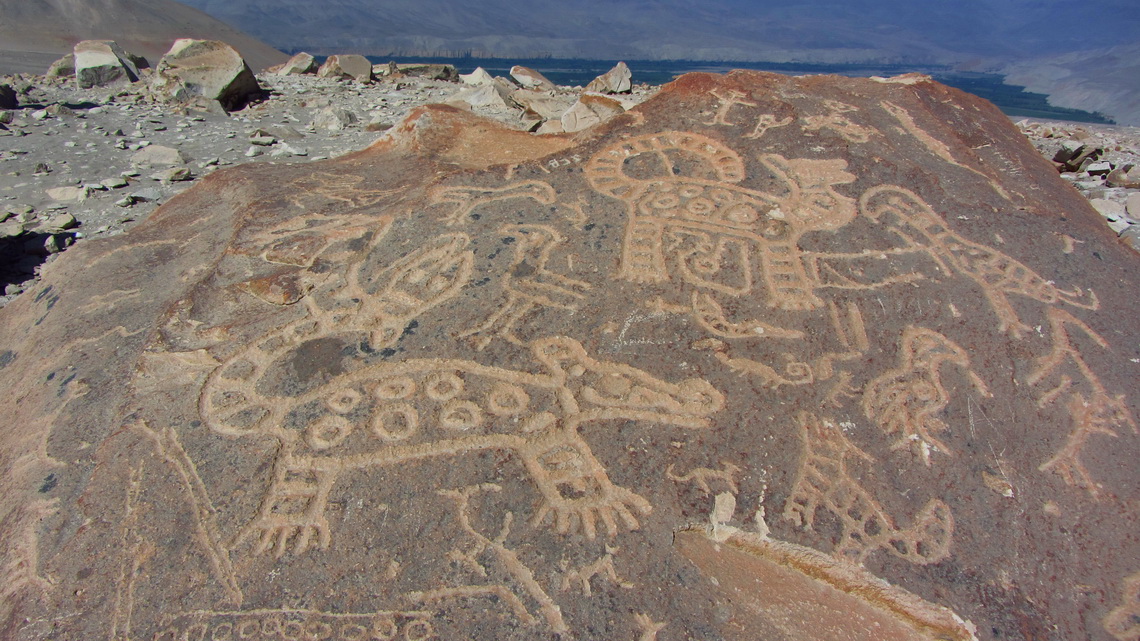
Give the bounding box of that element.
[886,499,954,565]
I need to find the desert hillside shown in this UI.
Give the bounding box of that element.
[0,0,287,74]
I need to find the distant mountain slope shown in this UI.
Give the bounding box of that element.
[179,0,1139,64]
[1001,44,1140,126]
[0,0,287,75]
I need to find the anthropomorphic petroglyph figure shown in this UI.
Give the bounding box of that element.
[863,327,990,465]
[704,89,759,126]
[203,335,723,556]
[460,225,592,350]
[584,131,857,312]
[1028,308,1137,499]
[783,412,954,565]
[430,180,556,227]
[860,186,1098,338]
[801,100,873,143]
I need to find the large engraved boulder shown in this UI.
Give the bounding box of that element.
[1,71,1138,641]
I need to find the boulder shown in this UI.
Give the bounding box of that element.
[73,40,140,89]
[0,84,16,109]
[510,89,574,120]
[585,61,632,93]
[394,63,459,81]
[446,82,512,111]
[561,92,626,132]
[150,39,263,112]
[2,70,1139,641]
[276,52,317,76]
[316,55,373,83]
[310,106,357,131]
[459,67,495,86]
[45,54,76,79]
[510,65,557,91]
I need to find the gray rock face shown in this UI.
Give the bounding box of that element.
[151,39,263,112]
[317,55,373,83]
[73,40,141,89]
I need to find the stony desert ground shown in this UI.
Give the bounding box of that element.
[1,64,1137,308]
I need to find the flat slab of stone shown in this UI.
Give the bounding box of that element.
[1,70,1138,641]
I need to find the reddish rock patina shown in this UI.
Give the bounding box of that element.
[1,71,1137,641]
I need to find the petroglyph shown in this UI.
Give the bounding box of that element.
[698,301,868,389]
[286,171,400,210]
[634,613,667,640]
[881,101,1003,194]
[560,548,633,596]
[202,232,472,440]
[863,327,990,465]
[704,89,759,126]
[1105,571,1140,641]
[431,483,569,634]
[678,496,978,641]
[430,180,556,227]
[0,498,58,613]
[1028,309,1137,499]
[802,100,873,144]
[154,609,435,641]
[666,461,741,494]
[459,225,592,350]
[211,336,723,554]
[745,114,794,140]
[585,131,857,311]
[132,420,242,604]
[109,464,155,641]
[784,412,954,565]
[860,185,1098,338]
[412,585,536,626]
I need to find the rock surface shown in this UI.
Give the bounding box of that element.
[2,69,1139,641]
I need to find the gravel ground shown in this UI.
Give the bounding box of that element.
[1,69,1136,308]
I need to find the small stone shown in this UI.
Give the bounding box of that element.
[249,135,276,146]
[103,176,129,189]
[0,84,16,109]
[31,110,49,121]
[47,213,78,230]
[115,196,137,207]
[45,186,87,202]
[1120,226,1140,251]
[310,107,358,131]
[131,188,162,202]
[131,145,188,167]
[1090,198,1127,220]
[1126,193,1140,219]
[1108,219,1131,235]
[152,167,192,182]
[245,146,261,157]
[33,163,50,175]
[1086,161,1113,176]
